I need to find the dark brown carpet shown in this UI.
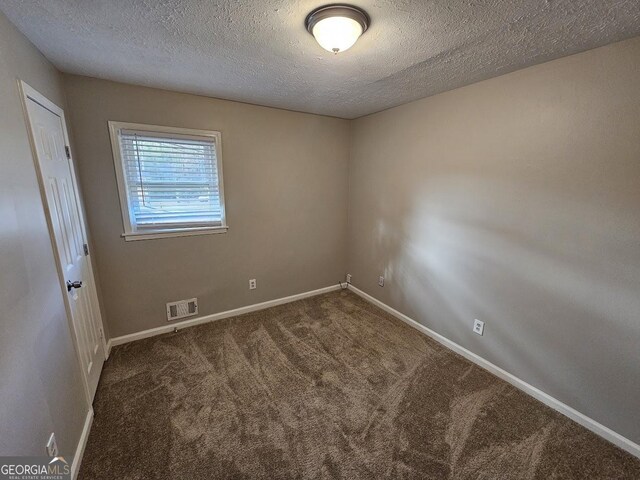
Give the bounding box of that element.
[79,290,640,479]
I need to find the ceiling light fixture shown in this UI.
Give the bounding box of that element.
[305,4,370,54]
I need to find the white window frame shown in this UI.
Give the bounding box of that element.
[108,121,228,241]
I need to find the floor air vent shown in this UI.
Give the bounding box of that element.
[166,298,198,321]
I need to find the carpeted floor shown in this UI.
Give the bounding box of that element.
[79,290,640,479]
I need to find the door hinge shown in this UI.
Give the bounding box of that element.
[65,146,71,159]
[83,243,89,256]
[99,328,104,339]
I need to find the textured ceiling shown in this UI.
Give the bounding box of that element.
[1,0,639,118]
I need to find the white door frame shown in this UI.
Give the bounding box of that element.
[18,80,107,404]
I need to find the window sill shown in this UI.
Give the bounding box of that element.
[122,226,229,241]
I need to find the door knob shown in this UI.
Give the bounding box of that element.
[67,280,83,292]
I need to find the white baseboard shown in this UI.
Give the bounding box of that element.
[348,285,640,459]
[71,408,93,480]
[107,284,343,352]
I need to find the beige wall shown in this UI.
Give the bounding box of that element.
[63,75,350,338]
[0,11,88,457]
[348,36,640,444]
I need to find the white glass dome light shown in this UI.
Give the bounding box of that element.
[305,5,370,54]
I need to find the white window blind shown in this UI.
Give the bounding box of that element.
[110,123,227,240]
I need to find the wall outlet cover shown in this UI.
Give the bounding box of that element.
[46,433,58,457]
[346,273,352,284]
[249,279,257,290]
[473,319,485,336]
[378,276,384,287]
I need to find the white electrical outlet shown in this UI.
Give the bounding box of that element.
[346,273,352,284]
[473,319,485,336]
[46,433,58,457]
[249,279,257,290]
[378,276,384,287]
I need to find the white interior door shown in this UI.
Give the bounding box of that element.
[20,81,106,403]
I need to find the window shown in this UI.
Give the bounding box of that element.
[108,122,227,241]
